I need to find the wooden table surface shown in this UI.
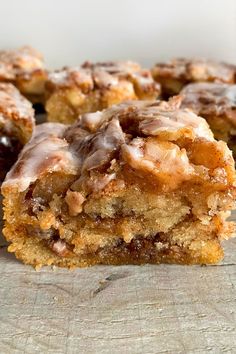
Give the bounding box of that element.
[0,211,236,354]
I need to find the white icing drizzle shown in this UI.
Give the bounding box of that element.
[181,83,236,125]
[0,83,34,120]
[121,137,194,187]
[93,68,119,88]
[48,67,93,89]
[0,46,44,79]
[2,123,78,192]
[2,99,225,194]
[139,107,213,140]
[80,111,104,132]
[153,58,236,83]
[47,61,159,98]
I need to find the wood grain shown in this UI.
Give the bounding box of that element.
[0,213,236,354]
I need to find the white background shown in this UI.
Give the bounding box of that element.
[0,0,236,69]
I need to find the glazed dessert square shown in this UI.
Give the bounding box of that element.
[0,83,35,182]
[2,98,236,268]
[45,61,161,124]
[151,58,236,97]
[180,83,236,156]
[0,46,47,103]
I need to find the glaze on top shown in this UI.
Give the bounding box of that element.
[46,61,160,97]
[152,58,236,83]
[181,83,236,125]
[0,46,44,80]
[0,83,34,120]
[3,98,234,194]
[0,83,35,142]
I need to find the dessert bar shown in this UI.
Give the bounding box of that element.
[45,61,160,124]
[0,83,35,181]
[152,58,236,97]
[180,83,236,156]
[0,46,47,103]
[2,98,235,268]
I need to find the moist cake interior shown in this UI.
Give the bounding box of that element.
[4,167,233,267]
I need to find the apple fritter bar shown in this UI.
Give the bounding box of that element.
[45,61,161,124]
[180,82,236,156]
[0,83,35,181]
[151,58,236,98]
[2,98,235,268]
[0,46,47,103]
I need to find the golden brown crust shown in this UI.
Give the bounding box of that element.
[4,224,226,268]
